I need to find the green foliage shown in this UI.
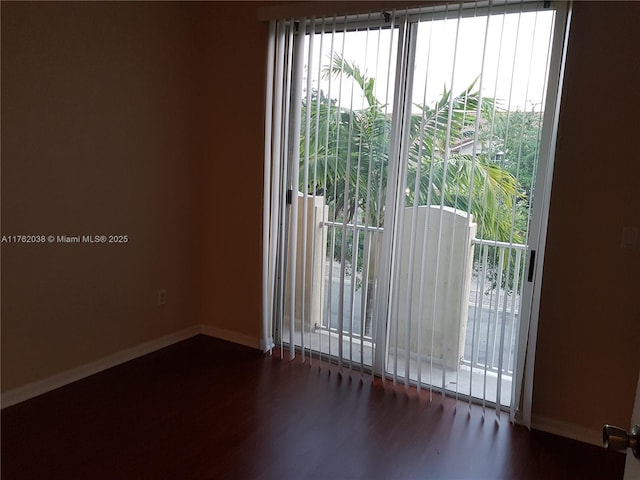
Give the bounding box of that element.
[299,55,539,287]
[492,109,543,197]
[473,245,527,294]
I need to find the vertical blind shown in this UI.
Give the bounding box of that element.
[263,0,569,425]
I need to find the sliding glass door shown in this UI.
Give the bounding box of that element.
[384,4,560,413]
[264,0,569,421]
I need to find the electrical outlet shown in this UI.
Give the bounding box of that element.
[157,289,167,306]
[621,227,639,250]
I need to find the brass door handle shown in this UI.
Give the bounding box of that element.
[603,424,640,458]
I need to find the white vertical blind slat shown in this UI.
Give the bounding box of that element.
[410,5,430,393]
[388,15,413,385]
[323,17,338,362]
[343,15,364,371]
[300,19,316,363]
[262,21,276,354]
[287,20,305,361]
[432,2,465,398]
[358,16,381,374]
[335,18,350,372]
[273,20,290,360]
[348,16,371,372]
[309,18,327,368]
[371,12,399,378]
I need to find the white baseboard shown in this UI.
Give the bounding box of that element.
[531,415,603,447]
[1,325,203,409]
[1,324,263,409]
[200,325,261,350]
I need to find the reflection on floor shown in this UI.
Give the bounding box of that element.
[283,324,513,406]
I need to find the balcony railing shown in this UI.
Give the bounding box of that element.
[282,214,527,405]
[318,221,526,377]
[466,238,527,376]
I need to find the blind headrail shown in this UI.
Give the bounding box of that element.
[259,0,554,26]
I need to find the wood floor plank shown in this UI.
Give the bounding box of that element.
[1,335,625,479]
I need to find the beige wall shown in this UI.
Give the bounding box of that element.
[2,0,639,440]
[1,2,204,390]
[532,1,640,431]
[195,3,268,342]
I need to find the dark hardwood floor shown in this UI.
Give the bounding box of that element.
[1,335,625,479]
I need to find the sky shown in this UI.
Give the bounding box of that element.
[302,9,556,114]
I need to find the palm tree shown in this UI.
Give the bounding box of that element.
[301,54,522,241]
[299,56,524,331]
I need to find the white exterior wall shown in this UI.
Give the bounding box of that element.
[392,206,477,367]
[285,194,328,329]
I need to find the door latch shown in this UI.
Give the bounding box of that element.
[603,424,640,458]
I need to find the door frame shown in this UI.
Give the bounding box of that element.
[263,0,573,421]
[514,0,572,426]
[624,368,640,479]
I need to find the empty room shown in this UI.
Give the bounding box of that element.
[2,1,639,479]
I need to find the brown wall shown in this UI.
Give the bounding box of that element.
[195,3,269,341]
[532,1,640,431]
[2,0,639,439]
[1,2,204,390]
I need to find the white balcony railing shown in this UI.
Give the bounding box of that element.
[465,238,527,376]
[287,215,526,406]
